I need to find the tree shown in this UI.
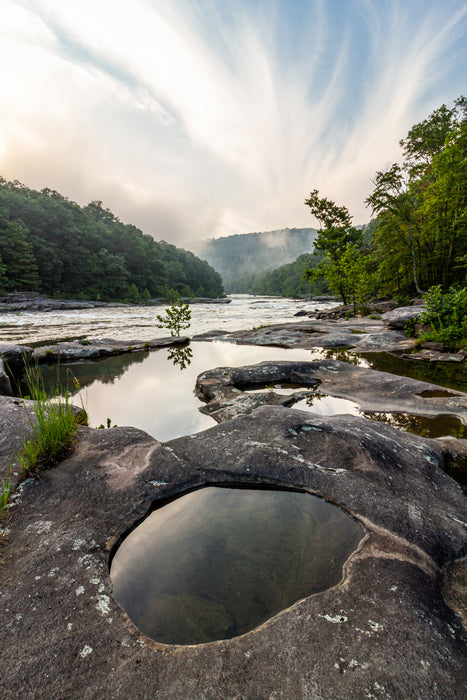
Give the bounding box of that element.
[156,298,191,336]
[366,96,467,296]
[304,190,363,305]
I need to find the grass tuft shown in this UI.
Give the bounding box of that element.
[17,364,85,479]
[0,469,11,519]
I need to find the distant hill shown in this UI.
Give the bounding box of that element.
[196,228,317,292]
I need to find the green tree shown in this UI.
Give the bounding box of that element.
[366,96,467,296]
[0,220,39,290]
[156,298,191,336]
[304,190,363,305]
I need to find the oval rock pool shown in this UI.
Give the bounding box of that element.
[110,486,364,645]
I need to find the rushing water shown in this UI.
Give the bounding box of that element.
[0,295,336,345]
[110,486,364,645]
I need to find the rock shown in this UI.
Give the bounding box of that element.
[382,305,424,329]
[0,408,466,698]
[0,396,36,484]
[33,337,189,363]
[0,292,131,312]
[0,342,33,372]
[403,349,466,363]
[0,343,34,395]
[0,358,12,396]
[207,318,417,354]
[196,359,467,427]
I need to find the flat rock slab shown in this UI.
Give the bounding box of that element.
[0,407,466,699]
[403,349,467,363]
[33,337,189,363]
[194,318,417,354]
[196,359,467,426]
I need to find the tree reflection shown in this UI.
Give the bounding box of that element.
[167,345,193,371]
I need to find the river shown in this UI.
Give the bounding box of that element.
[0,295,336,345]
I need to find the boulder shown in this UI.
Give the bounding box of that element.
[0,408,466,698]
[382,305,424,329]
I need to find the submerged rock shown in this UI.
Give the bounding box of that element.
[0,407,466,698]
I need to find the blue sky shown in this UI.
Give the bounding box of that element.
[0,0,466,245]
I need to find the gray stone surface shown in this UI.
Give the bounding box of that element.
[33,336,189,363]
[196,359,467,426]
[193,318,417,353]
[382,306,424,329]
[0,358,12,396]
[0,408,466,699]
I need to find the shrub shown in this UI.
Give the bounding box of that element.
[156,298,191,337]
[418,286,467,350]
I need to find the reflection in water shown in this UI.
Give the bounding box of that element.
[293,392,465,439]
[302,392,360,416]
[110,486,364,645]
[31,342,323,441]
[324,348,367,366]
[362,412,465,439]
[363,352,467,393]
[167,344,193,370]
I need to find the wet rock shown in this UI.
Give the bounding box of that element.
[0,408,466,699]
[382,305,424,329]
[196,359,467,427]
[0,359,12,396]
[202,318,417,354]
[0,343,34,395]
[0,342,33,373]
[33,337,189,363]
[403,349,466,363]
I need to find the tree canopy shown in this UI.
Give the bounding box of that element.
[305,96,467,306]
[0,180,223,301]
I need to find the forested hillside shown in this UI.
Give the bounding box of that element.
[197,228,317,292]
[231,253,329,297]
[0,179,223,302]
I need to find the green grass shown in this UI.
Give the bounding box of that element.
[0,470,11,519]
[17,364,86,479]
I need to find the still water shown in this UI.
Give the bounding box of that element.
[36,342,325,441]
[110,486,364,645]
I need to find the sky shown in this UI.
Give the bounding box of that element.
[0,0,466,247]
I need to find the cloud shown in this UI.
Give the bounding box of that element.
[0,0,466,243]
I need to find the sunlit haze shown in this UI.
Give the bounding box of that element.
[1,0,466,244]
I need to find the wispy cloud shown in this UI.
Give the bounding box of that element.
[0,0,466,243]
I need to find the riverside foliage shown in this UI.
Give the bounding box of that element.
[303,96,466,315]
[0,180,223,302]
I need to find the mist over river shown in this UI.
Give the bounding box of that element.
[0,295,336,346]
